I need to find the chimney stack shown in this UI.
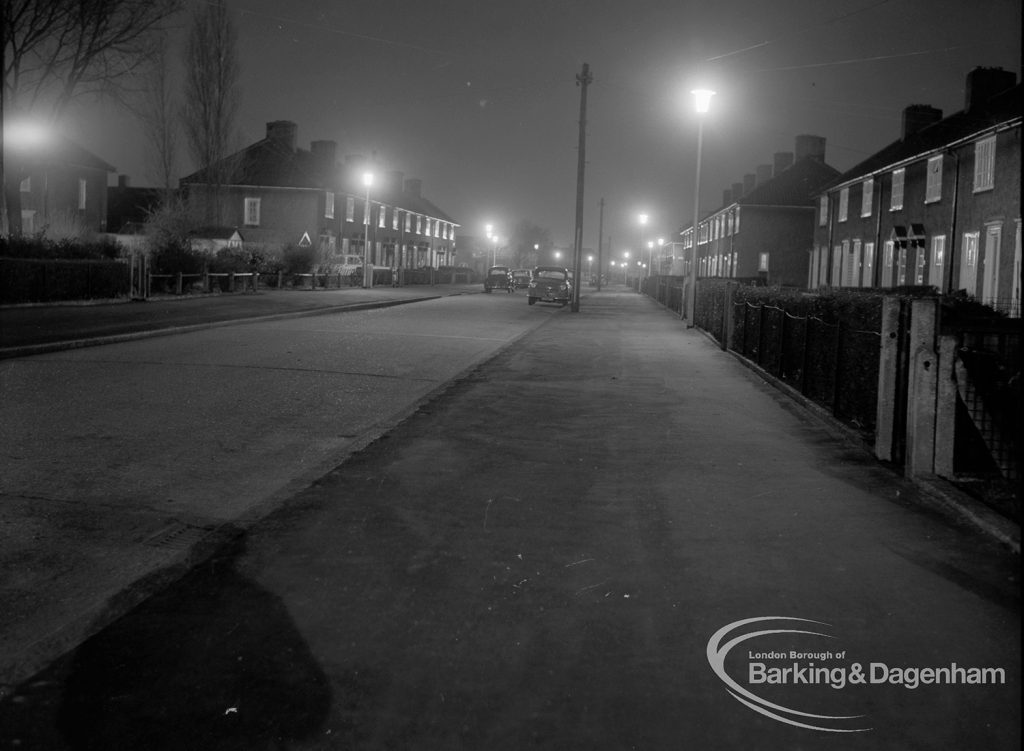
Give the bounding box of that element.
[404,178,422,198]
[773,151,794,175]
[732,182,744,202]
[756,164,773,185]
[795,134,826,162]
[965,66,1017,111]
[310,140,337,167]
[266,120,297,151]
[901,105,943,138]
[722,188,733,206]
[743,173,756,194]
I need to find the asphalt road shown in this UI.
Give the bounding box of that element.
[0,290,1017,750]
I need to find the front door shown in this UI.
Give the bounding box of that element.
[981,224,1002,307]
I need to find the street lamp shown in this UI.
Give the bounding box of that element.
[491,235,500,267]
[363,171,374,289]
[587,254,593,279]
[637,213,648,290]
[687,88,715,325]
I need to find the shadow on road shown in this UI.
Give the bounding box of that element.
[0,535,332,750]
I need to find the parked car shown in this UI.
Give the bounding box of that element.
[511,268,533,289]
[483,265,513,293]
[527,266,572,306]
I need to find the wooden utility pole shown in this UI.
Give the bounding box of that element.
[571,63,592,312]
[596,197,605,291]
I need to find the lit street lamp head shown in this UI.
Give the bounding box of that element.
[692,88,715,114]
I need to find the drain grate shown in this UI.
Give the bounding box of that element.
[142,521,215,551]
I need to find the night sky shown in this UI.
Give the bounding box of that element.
[70,0,1021,254]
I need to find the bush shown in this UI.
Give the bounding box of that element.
[281,244,317,275]
[0,235,123,261]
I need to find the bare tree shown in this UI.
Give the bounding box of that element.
[2,0,181,233]
[133,30,179,205]
[180,0,240,225]
[3,0,182,119]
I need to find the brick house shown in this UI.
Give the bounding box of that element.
[4,133,115,236]
[179,121,458,269]
[676,135,839,287]
[811,67,1021,316]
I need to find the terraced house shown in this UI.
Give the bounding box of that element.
[811,67,1021,316]
[180,120,458,269]
[674,135,839,287]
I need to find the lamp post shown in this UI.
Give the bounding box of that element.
[363,171,374,289]
[637,213,648,291]
[492,235,500,267]
[687,88,714,325]
[656,237,664,276]
[587,254,593,280]
[623,251,630,285]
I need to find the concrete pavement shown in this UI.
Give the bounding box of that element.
[0,287,1018,749]
[0,284,1018,722]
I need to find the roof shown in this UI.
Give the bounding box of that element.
[736,157,840,208]
[181,137,458,224]
[180,137,331,189]
[824,83,1022,190]
[5,134,115,173]
[188,226,244,240]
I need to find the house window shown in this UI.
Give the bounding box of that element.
[244,197,261,226]
[392,210,400,230]
[405,213,412,232]
[727,212,734,235]
[891,168,905,210]
[860,179,873,217]
[862,242,875,287]
[734,208,740,233]
[925,155,943,203]
[21,210,35,233]
[973,136,996,192]
[758,252,769,272]
[378,206,386,228]
[78,178,87,210]
[838,187,849,222]
[345,197,355,222]
[416,215,423,234]
[325,192,334,219]
[20,176,31,193]
[699,222,708,244]
[929,235,945,286]
[819,195,828,226]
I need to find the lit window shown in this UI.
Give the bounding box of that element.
[379,206,386,228]
[727,212,734,235]
[884,240,894,275]
[345,197,355,222]
[819,195,828,226]
[78,178,87,210]
[838,187,849,222]
[890,169,905,211]
[405,212,412,232]
[758,252,769,272]
[244,197,261,226]
[925,155,943,203]
[734,208,740,234]
[973,136,996,192]
[392,210,400,230]
[860,179,873,218]
[325,192,334,219]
